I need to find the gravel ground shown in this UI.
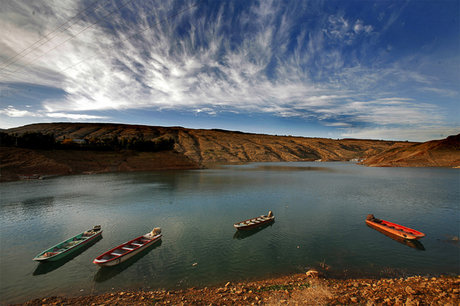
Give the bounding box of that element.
[15,273,459,305]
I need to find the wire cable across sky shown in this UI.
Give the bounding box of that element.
[0,0,105,70]
[1,0,135,75]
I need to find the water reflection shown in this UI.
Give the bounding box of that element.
[233,222,275,240]
[22,196,55,209]
[33,235,103,275]
[94,241,162,283]
[366,223,425,251]
[252,165,333,172]
[220,164,334,172]
[0,196,55,214]
[437,235,460,247]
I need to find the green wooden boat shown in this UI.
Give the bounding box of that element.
[33,225,102,262]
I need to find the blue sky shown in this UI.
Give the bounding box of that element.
[0,0,458,141]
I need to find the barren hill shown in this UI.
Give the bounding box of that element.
[4,122,411,164]
[4,123,457,181]
[360,134,460,167]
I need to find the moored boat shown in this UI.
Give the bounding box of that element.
[33,225,102,261]
[234,211,275,230]
[93,227,162,267]
[366,214,425,240]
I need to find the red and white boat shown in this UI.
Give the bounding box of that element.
[366,215,425,240]
[93,228,162,267]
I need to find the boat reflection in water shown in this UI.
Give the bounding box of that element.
[366,223,425,251]
[233,222,275,240]
[94,240,162,283]
[33,235,103,275]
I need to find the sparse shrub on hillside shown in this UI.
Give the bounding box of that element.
[0,131,175,152]
[0,132,16,146]
[0,132,55,149]
[131,136,175,152]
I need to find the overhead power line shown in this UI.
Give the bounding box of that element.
[0,0,105,70]
[1,0,134,75]
[2,2,199,80]
[58,3,199,74]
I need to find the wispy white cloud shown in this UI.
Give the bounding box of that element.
[46,112,107,120]
[341,125,460,142]
[421,87,458,97]
[0,105,107,120]
[353,20,373,34]
[324,122,352,127]
[0,0,458,141]
[333,98,441,125]
[0,105,36,117]
[323,14,373,45]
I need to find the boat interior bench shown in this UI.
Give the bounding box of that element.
[111,249,128,256]
[101,254,116,260]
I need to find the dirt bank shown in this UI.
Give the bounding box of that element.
[361,134,460,167]
[0,147,200,182]
[15,273,459,305]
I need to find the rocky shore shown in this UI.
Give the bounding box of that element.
[16,273,459,305]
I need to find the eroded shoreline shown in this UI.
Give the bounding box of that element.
[14,273,460,305]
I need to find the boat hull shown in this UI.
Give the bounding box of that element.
[234,216,275,230]
[33,227,103,262]
[366,219,425,240]
[93,234,161,267]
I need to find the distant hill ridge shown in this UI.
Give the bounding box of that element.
[1,123,458,182]
[5,122,413,165]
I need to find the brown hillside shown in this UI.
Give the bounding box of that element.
[0,147,199,182]
[175,129,414,165]
[1,122,422,181]
[5,123,411,164]
[361,134,460,167]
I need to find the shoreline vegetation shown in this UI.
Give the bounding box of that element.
[14,273,460,305]
[1,123,459,182]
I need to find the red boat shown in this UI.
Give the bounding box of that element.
[93,228,162,267]
[366,215,425,240]
[234,211,274,230]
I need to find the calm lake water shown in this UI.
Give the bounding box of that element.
[0,162,459,304]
